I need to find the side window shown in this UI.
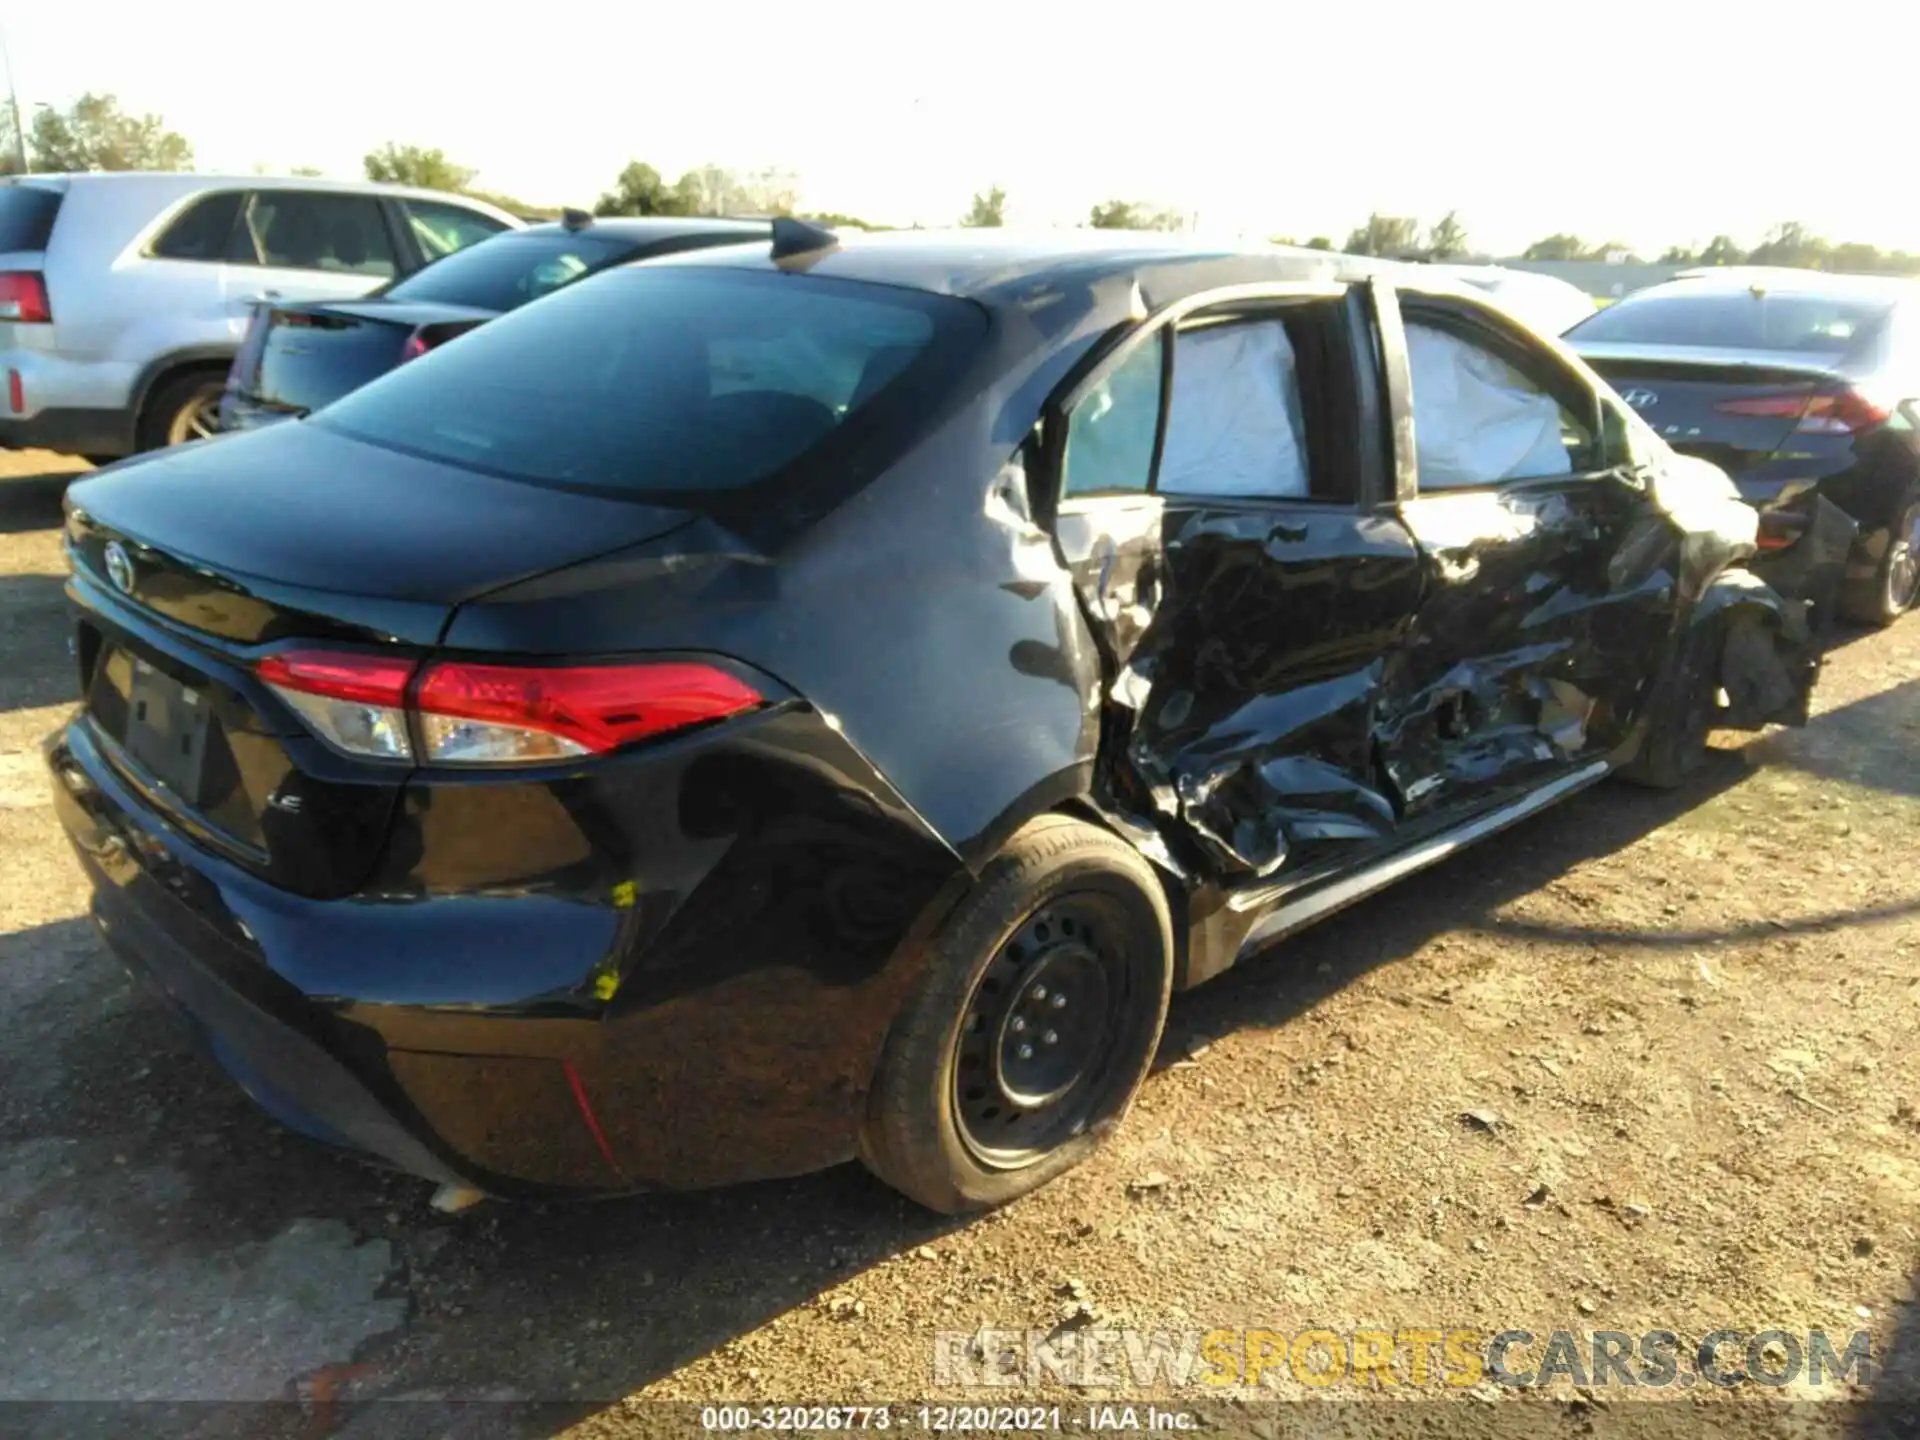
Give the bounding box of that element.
[240,192,397,277]
[1061,335,1164,498]
[150,191,244,261]
[1159,318,1310,499]
[1405,318,1599,490]
[404,200,510,262]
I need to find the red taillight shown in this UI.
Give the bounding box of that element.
[399,329,440,363]
[254,651,762,765]
[1713,394,1808,419]
[7,368,21,415]
[1715,387,1890,435]
[256,649,419,761]
[256,649,416,706]
[414,661,763,763]
[0,271,50,323]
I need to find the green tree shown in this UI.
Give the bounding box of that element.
[1698,234,1743,266]
[740,167,799,216]
[30,93,192,172]
[1425,210,1469,260]
[1827,241,1886,275]
[1304,236,1335,251]
[593,161,693,217]
[1088,199,1180,231]
[289,164,325,178]
[961,185,1006,227]
[1343,214,1421,257]
[1659,244,1700,264]
[1521,233,1595,261]
[362,143,473,192]
[1746,220,1828,270]
[680,164,743,216]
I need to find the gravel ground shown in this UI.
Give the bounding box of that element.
[1,451,1915,1438]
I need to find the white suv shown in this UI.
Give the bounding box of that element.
[0,173,520,462]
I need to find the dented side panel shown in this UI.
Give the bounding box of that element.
[1064,499,1423,882]
[1382,476,1677,817]
[1058,280,1828,990]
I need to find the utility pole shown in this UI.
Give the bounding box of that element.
[0,24,26,173]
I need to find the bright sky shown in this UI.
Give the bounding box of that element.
[11,0,1920,256]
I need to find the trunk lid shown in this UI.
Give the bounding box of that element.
[228,298,495,419]
[1575,341,1847,480]
[66,421,696,618]
[62,423,696,897]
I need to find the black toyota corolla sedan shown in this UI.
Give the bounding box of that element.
[46,225,1833,1213]
[217,213,766,433]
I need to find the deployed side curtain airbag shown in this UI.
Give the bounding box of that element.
[1158,321,1309,499]
[1406,322,1572,489]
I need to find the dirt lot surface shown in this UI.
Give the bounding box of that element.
[2,450,1916,1437]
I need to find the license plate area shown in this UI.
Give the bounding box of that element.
[123,655,211,803]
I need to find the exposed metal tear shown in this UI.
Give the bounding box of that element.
[1066,435,1831,902]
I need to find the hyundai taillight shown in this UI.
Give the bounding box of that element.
[256,650,763,765]
[1715,387,1890,435]
[0,272,51,323]
[399,328,444,363]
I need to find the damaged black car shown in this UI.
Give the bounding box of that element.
[45,226,1835,1215]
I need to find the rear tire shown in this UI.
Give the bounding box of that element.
[138,370,228,451]
[1838,484,1920,628]
[859,815,1173,1214]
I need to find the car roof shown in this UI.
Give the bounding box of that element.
[639,227,1428,311]
[1661,266,1920,300]
[515,216,769,243]
[35,170,519,209]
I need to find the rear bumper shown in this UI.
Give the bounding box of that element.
[0,406,134,458]
[45,693,965,1197]
[47,721,473,1188]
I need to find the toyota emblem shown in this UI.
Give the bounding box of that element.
[1620,388,1660,409]
[104,541,135,595]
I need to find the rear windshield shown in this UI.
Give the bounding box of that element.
[318,267,986,498]
[384,232,636,312]
[1568,287,1894,353]
[0,182,64,253]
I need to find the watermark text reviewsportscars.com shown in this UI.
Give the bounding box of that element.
[933,1327,1876,1391]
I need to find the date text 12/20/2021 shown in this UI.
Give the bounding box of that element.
[699,1406,1197,1432]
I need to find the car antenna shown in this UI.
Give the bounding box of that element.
[560,207,593,231]
[771,216,838,261]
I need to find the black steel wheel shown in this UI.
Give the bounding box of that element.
[953,894,1146,1167]
[860,815,1172,1214]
